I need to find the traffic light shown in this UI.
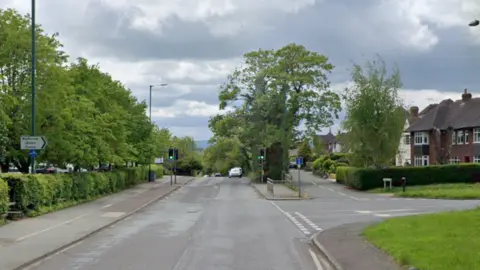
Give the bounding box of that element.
[174,148,179,160]
[259,148,265,159]
[168,148,174,160]
[258,160,263,167]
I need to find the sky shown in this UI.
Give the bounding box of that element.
[2,0,480,140]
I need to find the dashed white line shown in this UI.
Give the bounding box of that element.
[349,196,360,200]
[270,202,310,235]
[374,214,391,217]
[337,192,346,196]
[295,212,322,231]
[101,204,112,209]
[327,188,335,192]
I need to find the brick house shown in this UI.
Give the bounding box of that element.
[406,89,480,166]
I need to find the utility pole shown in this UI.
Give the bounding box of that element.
[30,0,36,174]
[148,83,167,182]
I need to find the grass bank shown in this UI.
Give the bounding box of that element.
[368,183,480,199]
[363,207,480,270]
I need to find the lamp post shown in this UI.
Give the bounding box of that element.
[148,83,168,181]
[31,0,37,174]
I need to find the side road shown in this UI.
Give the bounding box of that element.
[0,176,194,270]
[311,222,403,270]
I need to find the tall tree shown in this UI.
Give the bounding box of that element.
[297,139,313,163]
[213,44,341,179]
[342,56,405,168]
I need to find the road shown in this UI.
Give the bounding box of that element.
[283,170,480,232]
[27,177,328,270]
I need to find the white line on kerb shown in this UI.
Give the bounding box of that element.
[309,248,324,270]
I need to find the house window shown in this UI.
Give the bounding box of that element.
[474,156,480,163]
[449,157,460,164]
[452,132,456,145]
[414,132,428,145]
[474,128,480,144]
[414,155,429,166]
[404,134,410,145]
[457,130,464,144]
[465,131,469,144]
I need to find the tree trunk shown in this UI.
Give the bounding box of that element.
[266,142,283,181]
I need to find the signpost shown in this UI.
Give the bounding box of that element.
[296,156,303,197]
[20,136,47,150]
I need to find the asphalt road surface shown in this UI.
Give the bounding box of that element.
[27,177,327,270]
[281,170,480,232]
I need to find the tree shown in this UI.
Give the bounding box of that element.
[0,8,172,172]
[212,44,341,180]
[297,139,313,163]
[203,137,247,175]
[312,135,326,157]
[342,56,405,168]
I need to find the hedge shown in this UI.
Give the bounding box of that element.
[0,165,163,220]
[341,164,480,190]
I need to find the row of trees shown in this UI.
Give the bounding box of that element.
[204,48,407,175]
[0,8,201,173]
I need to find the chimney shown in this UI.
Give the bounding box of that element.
[409,106,419,118]
[462,88,472,101]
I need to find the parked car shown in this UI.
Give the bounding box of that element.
[228,167,243,178]
[214,172,222,177]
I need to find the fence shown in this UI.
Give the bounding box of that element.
[266,178,274,197]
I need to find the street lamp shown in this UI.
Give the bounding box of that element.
[31,0,37,174]
[469,19,479,27]
[148,83,168,181]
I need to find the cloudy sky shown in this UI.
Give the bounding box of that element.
[2,0,480,139]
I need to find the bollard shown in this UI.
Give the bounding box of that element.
[402,177,406,192]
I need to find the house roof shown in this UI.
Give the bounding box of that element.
[316,131,347,144]
[407,90,480,132]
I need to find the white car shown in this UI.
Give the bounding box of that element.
[228,167,243,178]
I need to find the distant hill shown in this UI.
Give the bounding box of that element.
[195,140,210,149]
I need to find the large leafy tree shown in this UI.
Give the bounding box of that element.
[210,43,341,179]
[342,57,405,168]
[0,8,172,172]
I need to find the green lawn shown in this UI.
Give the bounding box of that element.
[368,183,480,199]
[363,207,480,270]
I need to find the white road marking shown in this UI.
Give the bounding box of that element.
[100,212,126,218]
[373,209,415,213]
[349,196,360,200]
[311,181,318,186]
[270,202,311,235]
[295,212,322,231]
[374,214,391,217]
[327,188,334,192]
[101,204,112,209]
[16,214,89,242]
[338,192,346,196]
[309,248,324,270]
[355,210,372,214]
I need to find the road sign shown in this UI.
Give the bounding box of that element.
[20,136,47,150]
[154,157,164,164]
[296,157,303,165]
[29,150,37,158]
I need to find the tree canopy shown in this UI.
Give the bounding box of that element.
[0,8,200,173]
[207,43,341,180]
[342,57,405,168]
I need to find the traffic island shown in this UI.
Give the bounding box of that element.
[363,207,480,270]
[368,183,480,199]
[311,222,403,270]
[251,183,307,200]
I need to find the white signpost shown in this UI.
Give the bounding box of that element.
[20,136,48,150]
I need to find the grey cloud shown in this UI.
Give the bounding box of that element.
[152,115,210,128]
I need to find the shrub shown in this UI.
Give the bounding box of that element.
[342,164,480,190]
[312,158,323,172]
[336,166,351,184]
[0,179,8,219]
[0,165,163,217]
[322,159,334,172]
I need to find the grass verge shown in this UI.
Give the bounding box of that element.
[368,183,480,199]
[363,207,480,270]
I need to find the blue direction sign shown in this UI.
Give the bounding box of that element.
[296,157,303,165]
[29,150,37,158]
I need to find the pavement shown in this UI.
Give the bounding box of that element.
[280,170,480,268]
[252,183,303,200]
[0,176,193,270]
[14,176,331,270]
